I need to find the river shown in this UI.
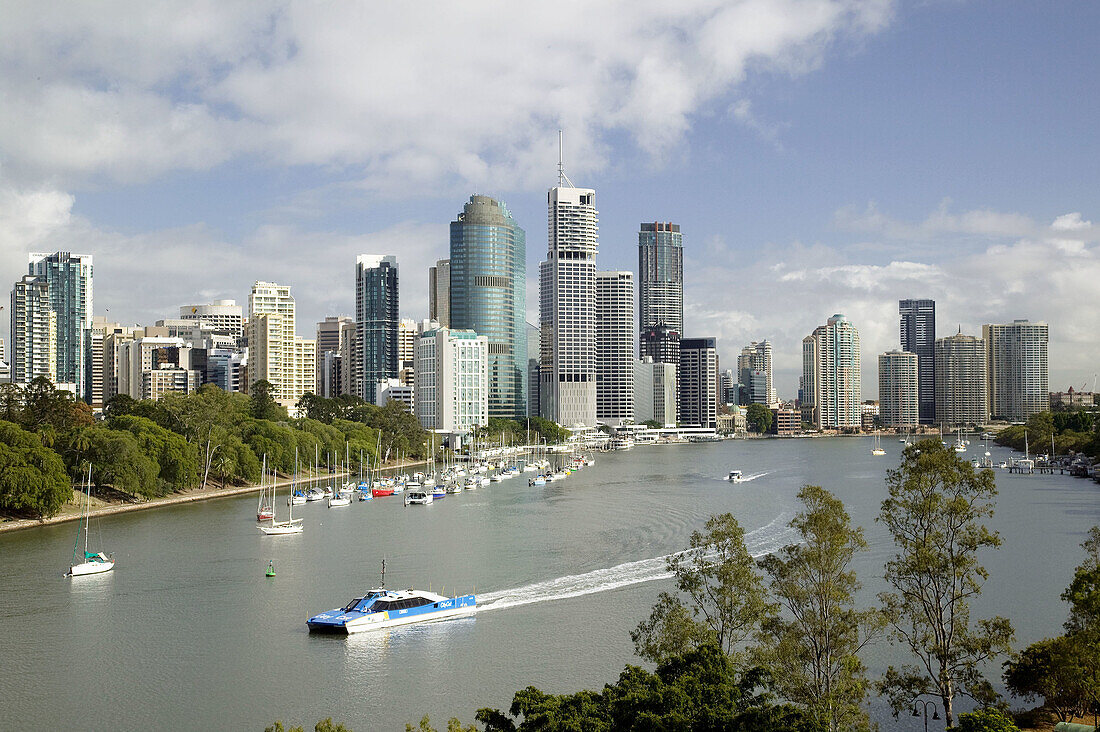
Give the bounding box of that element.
[1,437,1096,731]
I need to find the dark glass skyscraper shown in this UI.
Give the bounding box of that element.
[450,195,527,419]
[638,222,683,350]
[356,255,399,404]
[899,298,936,424]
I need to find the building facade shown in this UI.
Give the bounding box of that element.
[878,350,919,429]
[899,299,936,424]
[10,275,57,386]
[595,271,635,426]
[428,259,450,328]
[935,333,988,427]
[737,340,775,405]
[801,314,861,429]
[246,282,315,408]
[634,357,677,427]
[315,316,355,397]
[678,338,718,428]
[637,221,683,338]
[639,323,681,365]
[983,320,1049,422]
[539,182,598,427]
[449,195,527,419]
[28,252,93,396]
[179,300,243,343]
[414,327,488,434]
[355,255,399,403]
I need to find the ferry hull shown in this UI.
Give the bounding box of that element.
[308,595,476,634]
[68,560,115,577]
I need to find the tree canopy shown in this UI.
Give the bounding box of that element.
[0,420,72,518]
[745,404,772,434]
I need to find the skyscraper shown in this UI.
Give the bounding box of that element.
[10,275,56,385]
[247,281,315,408]
[595,270,635,425]
[983,320,1049,422]
[539,172,598,427]
[315,316,354,396]
[878,350,919,428]
[638,221,683,337]
[355,255,399,403]
[899,299,936,424]
[802,314,862,429]
[180,300,244,343]
[449,195,527,419]
[428,259,450,328]
[640,324,681,365]
[934,333,988,427]
[414,327,488,434]
[398,318,418,388]
[678,338,717,428]
[737,340,774,405]
[28,252,93,396]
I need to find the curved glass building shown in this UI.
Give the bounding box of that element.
[449,195,527,419]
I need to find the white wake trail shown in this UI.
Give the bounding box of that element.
[477,513,797,613]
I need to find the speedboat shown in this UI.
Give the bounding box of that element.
[405,490,433,505]
[432,485,447,500]
[328,494,352,507]
[305,487,326,502]
[727,470,743,482]
[307,587,475,634]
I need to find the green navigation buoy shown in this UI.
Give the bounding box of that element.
[266,560,276,578]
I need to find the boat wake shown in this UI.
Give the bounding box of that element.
[477,513,797,613]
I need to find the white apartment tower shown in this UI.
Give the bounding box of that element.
[180,300,244,342]
[878,350,919,429]
[539,171,599,428]
[595,271,635,426]
[398,318,418,387]
[802,314,861,429]
[935,333,988,428]
[983,320,1048,422]
[10,275,57,385]
[414,327,488,434]
[738,340,775,405]
[247,281,316,409]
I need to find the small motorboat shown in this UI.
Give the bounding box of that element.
[727,470,744,483]
[405,490,433,505]
[328,494,352,508]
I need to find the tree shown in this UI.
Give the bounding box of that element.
[1004,633,1098,723]
[632,513,774,665]
[954,707,1020,732]
[0,420,72,518]
[108,415,199,491]
[405,716,477,732]
[756,485,883,732]
[249,380,285,421]
[1062,526,1100,633]
[0,383,23,423]
[745,404,772,434]
[877,439,1014,727]
[82,427,161,497]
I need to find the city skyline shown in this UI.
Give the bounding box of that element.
[0,4,1097,399]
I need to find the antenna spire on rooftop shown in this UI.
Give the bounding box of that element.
[557,129,574,188]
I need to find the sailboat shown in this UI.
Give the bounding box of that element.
[256,454,275,521]
[260,456,304,535]
[67,465,115,577]
[871,431,886,456]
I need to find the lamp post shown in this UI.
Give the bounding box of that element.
[911,697,941,732]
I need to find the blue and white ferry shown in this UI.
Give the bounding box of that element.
[306,562,475,634]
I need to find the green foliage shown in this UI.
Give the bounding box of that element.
[1063,526,1100,633]
[265,720,353,732]
[108,415,199,491]
[366,400,427,460]
[954,707,1021,732]
[404,715,477,732]
[249,380,286,421]
[877,439,1014,728]
[633,513,774,665]
[474,416,571,445]
[745,404,772,434]
[642,419,663,429]
[757,485,883,732]
[21,376,94,433]
[1004,632,1099,723]
[0,420,72,518]
[995,410,1100,458]
[82,426,162,497]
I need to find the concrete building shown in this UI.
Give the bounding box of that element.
[638,221,683,338]
[246,282,315,408]
[738,340,775,405]
[748,370,769,406]
[355,255,399,403]
[639,323,680,366]
[539,176,598,427]
[1050,388,1096,409]
[10,275,57,386]
[28,252,93,397]
[315,316,355,397]
[449,195,527,419]
[428,259,450,328]
[634,357,677,427]
[878,350,919,429]
[414,327,488,434]
[526,321,540,419]
[801,314,861,429]
[774,408,801,436]
[935,333,988,428]
[900,299,936,424]
[679,338,718,428]
[595,271,635,426]
[144,365,200,401]
[118,336,190,399]
[179,300,243,343]
[983,320,1049,422]
[398,319,417,388]
[376,378,414,411]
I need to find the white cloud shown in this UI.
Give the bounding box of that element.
[0,0,895,192]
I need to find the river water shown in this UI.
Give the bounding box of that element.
[1,437,1096,731]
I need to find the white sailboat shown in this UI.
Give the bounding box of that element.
[260,457,304,535]
[256,454,274,521]
[871,431,886,456]
[67,465,115,577]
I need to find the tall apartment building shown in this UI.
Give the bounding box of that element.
[595,271,635,425]
[983,320,1049,422]
[246,282,315,409]
[428,259,450,328]
[678,338,718,428]
[935,333,988,427]
[179,300,244,343]
[355,255,399,403]
[878,350,919,429]
[737,340,774,405]
[10,275,57,385]
[449,195,527,419]
[414,327,488,434]
[315,316,355,396]
[539,176,598,427]
[635,357,677,427]
[398,319,418,388]
[640,323,681,366]
[801,314,862,429]
[27,252,93,396]
[638,221,683,339]
[899,299,936,424]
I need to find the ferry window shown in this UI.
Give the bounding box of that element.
[343,598,363,612]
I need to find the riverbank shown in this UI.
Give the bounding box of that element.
[0,458,429,535]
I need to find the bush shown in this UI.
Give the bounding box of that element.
[954,707,1020,732]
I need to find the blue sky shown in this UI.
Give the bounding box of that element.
[1,1,1097,397]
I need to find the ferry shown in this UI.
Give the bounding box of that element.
[306,563,475,634]
[727,470,744,483]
